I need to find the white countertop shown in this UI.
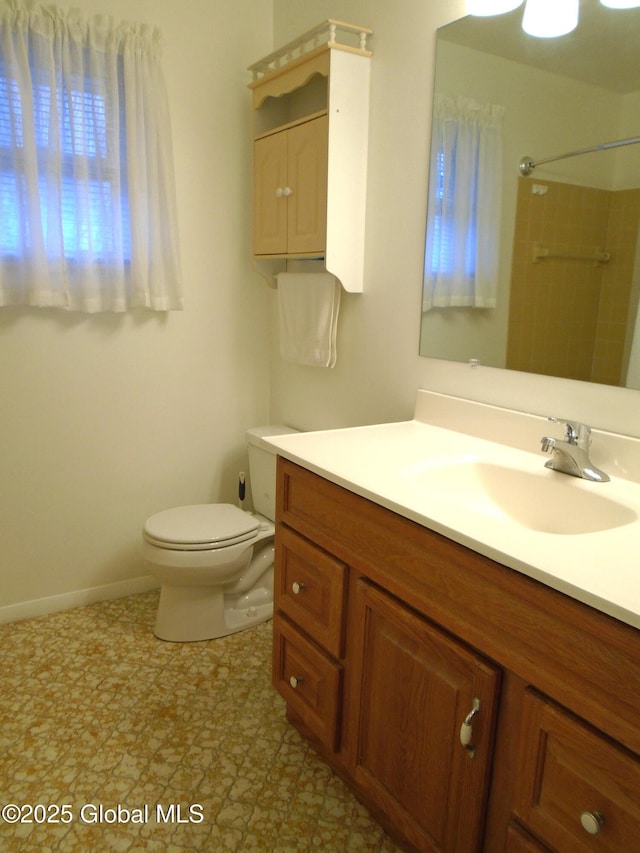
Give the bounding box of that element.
[264,392,640,630]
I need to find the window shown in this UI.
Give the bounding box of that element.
[0,5,182,312]
[423,94,503,311]
[0,57,129,262]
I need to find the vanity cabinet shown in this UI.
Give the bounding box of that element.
[272,458,640,852]
[248,22,372,292]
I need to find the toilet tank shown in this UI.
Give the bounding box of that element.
[246,425,299,521]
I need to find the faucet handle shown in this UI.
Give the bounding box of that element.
[540,435,555,454]
[548,417,591,447]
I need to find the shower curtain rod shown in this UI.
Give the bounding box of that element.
[519,134,640,176]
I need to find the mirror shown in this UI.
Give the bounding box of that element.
[419,0,640,389]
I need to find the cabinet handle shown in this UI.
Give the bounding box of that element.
[282,186,293,197]
[459,698,481,758]
[580,811,604,835]
[291,581,306,595]
[276,187,284,198]
[289,675,303,689]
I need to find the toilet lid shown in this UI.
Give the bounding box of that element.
[143,503,260,551]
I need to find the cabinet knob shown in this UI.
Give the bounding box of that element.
[289,675,303,689]
[282,186,293,197]
[291,581,306,595]
[580,811,604,835]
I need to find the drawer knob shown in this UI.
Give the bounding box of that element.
[289,675,303,689]
[580,811,604,835]
[291,581,306,595]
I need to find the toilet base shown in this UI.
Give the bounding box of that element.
[153,583,272,642]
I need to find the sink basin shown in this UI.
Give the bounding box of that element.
[410,460,637,535]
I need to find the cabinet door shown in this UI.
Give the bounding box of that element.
[254,130,288,255]
[286,115,328,254]
[514,690,640,851]
[352,580,501,853]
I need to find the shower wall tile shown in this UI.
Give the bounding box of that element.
[507,177,639,386]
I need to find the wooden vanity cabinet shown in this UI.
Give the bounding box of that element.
[272,458,640,852]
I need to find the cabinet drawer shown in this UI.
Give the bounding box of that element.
[272,613,342,751]
[275,525,347,657]
[514,690,640,850]
[505,823,549,852]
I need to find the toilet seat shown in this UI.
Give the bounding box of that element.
[143,503,260,551]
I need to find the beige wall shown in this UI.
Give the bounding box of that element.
[0,0,273,616]
[270,0,640,436]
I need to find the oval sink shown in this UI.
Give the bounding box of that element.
[414,461,637,535]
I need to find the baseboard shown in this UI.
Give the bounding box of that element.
[0,576,160,625]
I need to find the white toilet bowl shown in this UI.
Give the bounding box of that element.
[142,426,297,641]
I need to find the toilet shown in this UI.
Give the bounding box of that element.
[142,426,297,641]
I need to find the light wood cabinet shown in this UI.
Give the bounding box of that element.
[272,458,640,852]
[248,24,372,292]
[253,114,328,257]
[253,127,287,257]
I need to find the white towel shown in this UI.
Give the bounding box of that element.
[277,272,341,368]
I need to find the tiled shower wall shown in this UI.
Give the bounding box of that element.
[506,178,640,385]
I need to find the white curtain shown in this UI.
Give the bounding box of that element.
[423,94,504,312]
[0,1,182,312]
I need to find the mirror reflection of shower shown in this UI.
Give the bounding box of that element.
[505,176,640,386]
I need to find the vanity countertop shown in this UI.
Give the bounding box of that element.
[264,391,640,630]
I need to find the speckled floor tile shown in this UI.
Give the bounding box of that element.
[0,592,403,852]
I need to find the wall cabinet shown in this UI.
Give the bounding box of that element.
[272,458,640,852]
[248,22,372,292]
[254,114,328,257]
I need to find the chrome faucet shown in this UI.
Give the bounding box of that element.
[540,418,610,482]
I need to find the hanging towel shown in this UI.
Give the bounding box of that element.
[277,272,341,367]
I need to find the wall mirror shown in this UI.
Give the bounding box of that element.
[419,0,640,390]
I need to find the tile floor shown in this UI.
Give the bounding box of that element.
[0,591,403,852]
